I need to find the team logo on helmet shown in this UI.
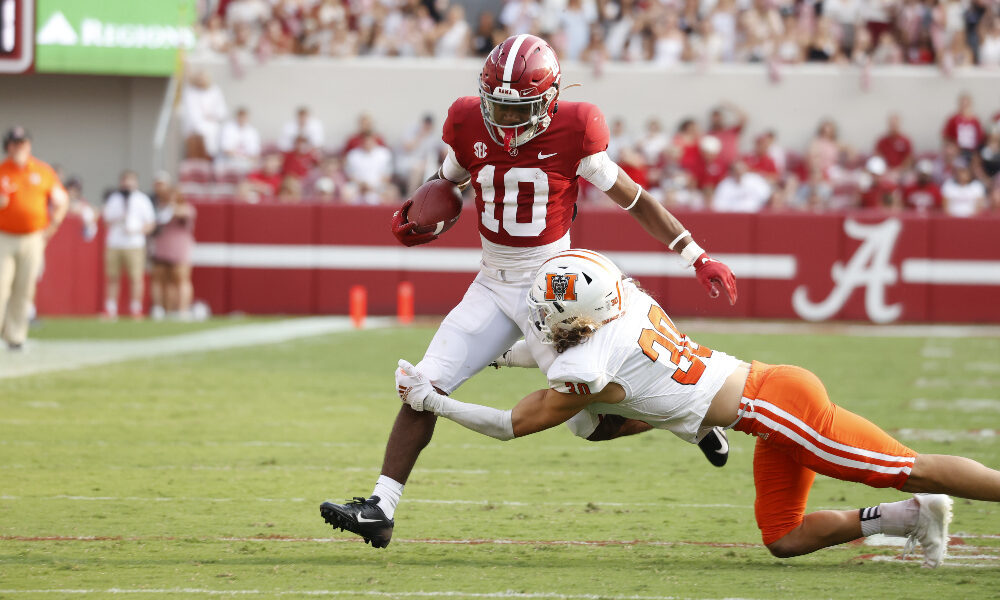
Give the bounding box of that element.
[474,141,488,159]
[544,273,578,302]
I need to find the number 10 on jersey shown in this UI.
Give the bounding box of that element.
[475,165,549,237]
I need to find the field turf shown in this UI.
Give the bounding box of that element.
[1,319,998,599]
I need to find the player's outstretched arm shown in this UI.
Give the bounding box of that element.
[604,169,738,305]
[395,360,605,440]
[489,340,536,369]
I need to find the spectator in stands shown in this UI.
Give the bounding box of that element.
[180,70,228,160]
[149,170,173,209]
[63,177,97,242]
[196,13,231,55]
[435,4,471,57]
[246,152,284,199]
[858,155,901,210]
[281,135,320,181]
[150,189,196,321]
[806,17,844,62]
[218,106,262,174]
[606,118,632,163]
[472,11,506,56]
[279,106,325,152]
[874,113,914,174]
[500,0,542,37]
[974,127,1000,183]
[671,117,702,174]
[707,101,747,169]
[744,132,780,182]
[102,170,156,320]
[941,158,987,217]
[397,113,441,194]
[807,118,844,185]
[259,17,295,56]
[939,27,976,71]
[307,157,357,203]
[738,0,783,62]
[650,10,687,67]
[978,14,1000,67]
[942,93,984,157]
[638,118,671,168]
[343,113,386,155]
[344,132,395,205]
[277,175,304,203]
[692,135,728,194]
[711,159,772,213]
[871,28,904,64]
[903,159,944,213]
[662,170,706,210]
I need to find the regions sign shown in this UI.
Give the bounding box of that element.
[34,0,196,76]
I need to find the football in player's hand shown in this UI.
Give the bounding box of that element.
[406,180,463,235]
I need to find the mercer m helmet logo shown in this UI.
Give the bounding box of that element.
[545,273,578,301]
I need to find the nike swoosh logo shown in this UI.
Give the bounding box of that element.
[715,433,729,455]
[357,515,383,523]
[538,152,558,159]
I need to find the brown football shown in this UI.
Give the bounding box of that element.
[406,179,463,235]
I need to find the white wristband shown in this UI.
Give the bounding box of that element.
[425,391,515,441]
[680,241,705,267]
[668,230,691,250]
[623,186,642,210]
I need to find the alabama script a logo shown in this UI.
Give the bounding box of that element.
[792,218,903,324]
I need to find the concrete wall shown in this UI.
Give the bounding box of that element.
[192,57,1000,155]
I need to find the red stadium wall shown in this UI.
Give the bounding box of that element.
[35,203,1000,323]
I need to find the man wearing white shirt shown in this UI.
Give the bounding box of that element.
[344,133,394,204]
[711,160,772,213]
[941,159,986,218]
[279,106,325,152]
[180,70,228,159]
[218,107,262,173]
[102,171,156,319]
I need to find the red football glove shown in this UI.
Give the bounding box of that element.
[391,199,438,247]
[693,252,738,305]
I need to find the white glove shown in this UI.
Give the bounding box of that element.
[395,359,435,412]
[489,348,514,369]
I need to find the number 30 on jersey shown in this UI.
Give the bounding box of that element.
[637,305,713,385]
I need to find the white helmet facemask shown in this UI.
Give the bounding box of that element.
[527,249,627,344]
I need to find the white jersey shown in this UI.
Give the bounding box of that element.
[531,281,742,443]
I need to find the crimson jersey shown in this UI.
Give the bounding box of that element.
[442,96,609,248]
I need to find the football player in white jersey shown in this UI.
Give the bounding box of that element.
[394,249,1000,568]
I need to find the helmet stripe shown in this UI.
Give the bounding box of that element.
[502,34,529,89]
[540,251,616,274]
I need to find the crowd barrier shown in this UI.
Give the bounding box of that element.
[36,202,1000,323]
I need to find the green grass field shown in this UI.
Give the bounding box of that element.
[1,319,998,599]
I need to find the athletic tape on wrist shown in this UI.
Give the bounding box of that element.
[668,230,691,250]
[680,241,705,267]
[623,186,642,210]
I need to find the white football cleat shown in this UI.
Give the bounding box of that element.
[903,494,953,568]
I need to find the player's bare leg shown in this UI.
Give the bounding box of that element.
[319,404,437,548]
[902,453,1000,500]
[380,404,438,483]
[767,495,954,568]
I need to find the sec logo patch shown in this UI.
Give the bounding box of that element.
[473,141,487,159]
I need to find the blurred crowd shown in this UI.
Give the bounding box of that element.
[197,0,1000,70]
[178,64,1000,216]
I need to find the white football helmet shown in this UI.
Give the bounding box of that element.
[527,249,626,344]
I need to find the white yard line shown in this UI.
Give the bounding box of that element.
[0,317,394,380]
[0,591,734,599]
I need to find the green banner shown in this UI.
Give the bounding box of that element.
[35,0,196,76]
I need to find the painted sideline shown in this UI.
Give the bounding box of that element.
[0,317,393,380]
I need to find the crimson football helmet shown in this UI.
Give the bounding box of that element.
[479,34,561,153]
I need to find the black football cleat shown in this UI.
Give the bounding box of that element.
[320,496,394,548]
[697,426,729,467]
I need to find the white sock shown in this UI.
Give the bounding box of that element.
[104,299,118,315]
[372,475,404,520]
[860,498,919,537]
[130,300,142,315]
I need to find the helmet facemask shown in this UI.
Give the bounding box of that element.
[480,85,559,153]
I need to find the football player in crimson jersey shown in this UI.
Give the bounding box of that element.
[396,249,1000,568]
[321,34,737,548]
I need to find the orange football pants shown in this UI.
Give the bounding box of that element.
[733,361,917,545]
